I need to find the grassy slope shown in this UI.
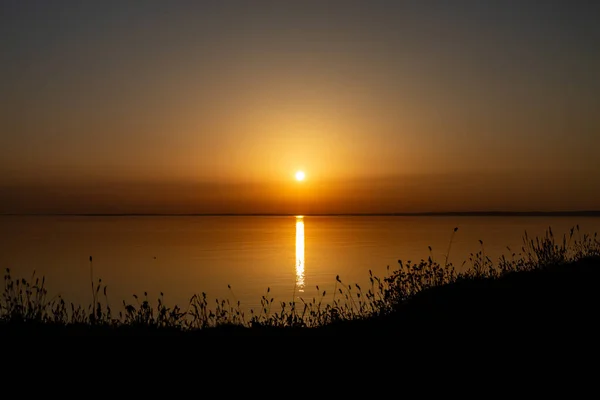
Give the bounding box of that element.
[3,257,598,336]
[318,256,600,335]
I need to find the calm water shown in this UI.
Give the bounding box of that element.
[1,216,599,313]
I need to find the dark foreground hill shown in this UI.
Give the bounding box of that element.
[3,257,598,337]
[320,256,600,335]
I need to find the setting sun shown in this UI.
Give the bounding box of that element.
[295,171,306,181]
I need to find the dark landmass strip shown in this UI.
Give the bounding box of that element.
[2,211,600,217]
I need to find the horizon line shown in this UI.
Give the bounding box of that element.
[2,211,600,217]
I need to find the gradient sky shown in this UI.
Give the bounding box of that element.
[1,0,599,214]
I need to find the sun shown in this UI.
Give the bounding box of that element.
[295,170,306,181]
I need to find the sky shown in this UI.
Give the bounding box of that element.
[1,0,599,214]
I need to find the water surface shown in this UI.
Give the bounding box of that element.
[1,215,598,313]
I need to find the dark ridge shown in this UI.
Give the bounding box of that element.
[2,211,600,217]
[317,256,600,336]
[2,257,599,338]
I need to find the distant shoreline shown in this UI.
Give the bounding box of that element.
[2,211,600,217]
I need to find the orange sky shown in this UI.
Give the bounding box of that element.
[1,1,599,214]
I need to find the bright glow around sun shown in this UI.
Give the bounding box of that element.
[295,170,306,181]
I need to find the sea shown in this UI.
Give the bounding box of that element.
[1,215,599,315]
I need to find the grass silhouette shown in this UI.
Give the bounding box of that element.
[1,225,599,336]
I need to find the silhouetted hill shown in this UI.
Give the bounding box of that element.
[3,257,598,338]
[316,256,600,336]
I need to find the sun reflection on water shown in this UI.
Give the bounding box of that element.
[295,216,305,293]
